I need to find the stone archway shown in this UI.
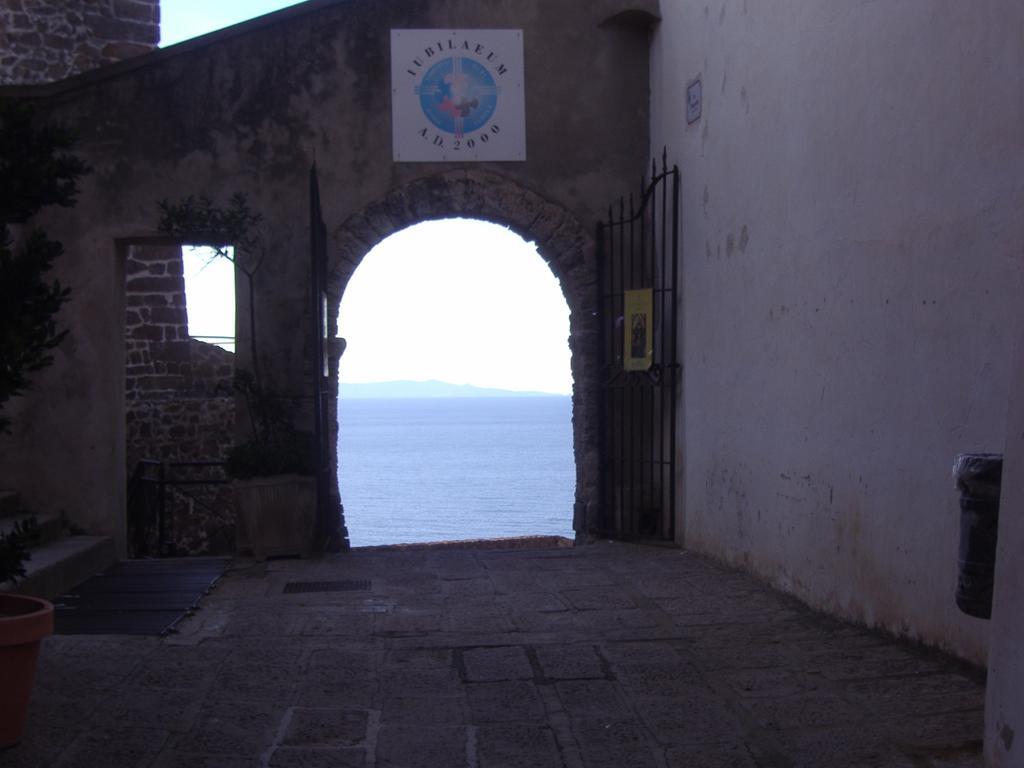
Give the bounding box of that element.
[326,170,602,541]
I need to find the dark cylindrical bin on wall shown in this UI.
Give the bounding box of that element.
[952,453,1003,620]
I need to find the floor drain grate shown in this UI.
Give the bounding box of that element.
[283,580,371,594]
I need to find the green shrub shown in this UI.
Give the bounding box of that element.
[0,515,40,585]
[225,431,317,480]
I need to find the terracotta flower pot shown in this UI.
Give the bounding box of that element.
[0,593,54,749]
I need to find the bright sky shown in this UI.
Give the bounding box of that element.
[182,247,235,351]
[165,2,572,395]
[183,223,572,394]
[160,1,306,46]
[338,220,571,394]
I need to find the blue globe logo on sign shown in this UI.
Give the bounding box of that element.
[416,57,499,138]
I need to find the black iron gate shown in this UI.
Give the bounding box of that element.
[597,151,680,541]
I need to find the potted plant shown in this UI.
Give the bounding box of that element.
[0,516,52,749]
[226,372,318,558]
[157,197,319,558]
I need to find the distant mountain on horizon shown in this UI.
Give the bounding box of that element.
[339,380,568,400]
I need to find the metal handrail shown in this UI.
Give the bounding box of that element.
[190,335,236,351]
[128,459,230,557]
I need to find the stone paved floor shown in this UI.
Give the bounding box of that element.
[10,542,985,767]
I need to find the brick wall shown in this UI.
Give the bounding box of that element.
[125,245,236,556]
[0,0,159,85]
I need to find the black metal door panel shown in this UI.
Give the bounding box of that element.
[309,164,336,550]
[598,152,680,541]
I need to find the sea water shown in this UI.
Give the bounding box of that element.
[337,396,575,546]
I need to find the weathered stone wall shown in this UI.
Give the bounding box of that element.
[0,0,159,85]
[124,245,235,555]
[0,0,654,554]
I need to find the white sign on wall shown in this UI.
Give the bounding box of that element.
[391,29,526,162]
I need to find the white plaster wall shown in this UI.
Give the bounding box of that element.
[986,331,1024,765]
[653,0,1024,662]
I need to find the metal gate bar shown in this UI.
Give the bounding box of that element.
[597,150,680,541]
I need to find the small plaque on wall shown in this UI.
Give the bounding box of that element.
[687,77,702,124]
[624,288,654,372]
[391,29,526,162]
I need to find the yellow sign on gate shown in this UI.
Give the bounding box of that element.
[623,288,654,371]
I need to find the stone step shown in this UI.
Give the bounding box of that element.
[0,513,65,546]
[0,490,20,519]
[0,535,117,600]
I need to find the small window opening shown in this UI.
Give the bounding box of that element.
[181,246,235,352]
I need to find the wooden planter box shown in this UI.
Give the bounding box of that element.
[234,474,315,559]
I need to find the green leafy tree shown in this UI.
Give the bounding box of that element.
[0,101,90,433]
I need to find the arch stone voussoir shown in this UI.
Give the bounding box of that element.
[328,170,602,541]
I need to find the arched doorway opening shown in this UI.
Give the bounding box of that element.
[324,171,602,546]
[336,219,574,546]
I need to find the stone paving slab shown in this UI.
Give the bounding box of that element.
[10,542,985,767]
